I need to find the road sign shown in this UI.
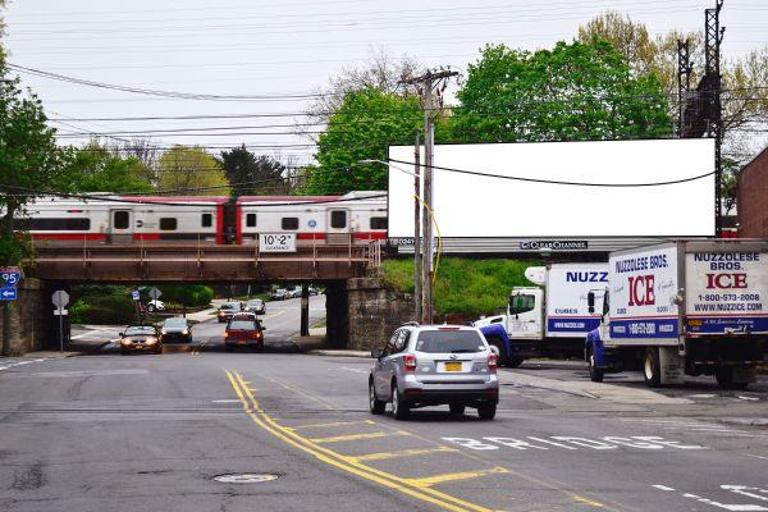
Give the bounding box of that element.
[0,288,17,301]
[149,287,162,300]
[0,267,22,287]
[131,290,140,301]
[53,309,68,316]
[52,290,70,308]
[260,233,296,253]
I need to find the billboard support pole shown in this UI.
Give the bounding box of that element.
[413,133,422,323]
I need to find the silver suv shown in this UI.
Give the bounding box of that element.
[369,324,499,420]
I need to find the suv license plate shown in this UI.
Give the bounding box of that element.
[445,362,462,372]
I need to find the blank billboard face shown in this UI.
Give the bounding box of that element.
[387,139,715,238]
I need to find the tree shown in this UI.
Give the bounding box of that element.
[305,88,422,194]
[0,74,69,355]
[218,145,289,197]
[63,141,152,193]
[155,146,229,195]
[449,40,672,144]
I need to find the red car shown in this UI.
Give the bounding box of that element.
[224,314,265,351]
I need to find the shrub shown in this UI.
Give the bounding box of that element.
[157,285,214,307]
[79,294,137,325]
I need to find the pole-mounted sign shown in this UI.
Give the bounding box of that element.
[52,290,70,352]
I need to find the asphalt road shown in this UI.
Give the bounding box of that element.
[4,327,768,510]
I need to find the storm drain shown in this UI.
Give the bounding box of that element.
[213,473,280,484]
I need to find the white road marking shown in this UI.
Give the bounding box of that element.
[70,328,112,340]
[0,358,47,373]
[682,492,768,511]
[339,366,369,375]
[747,454,768,461]
[653,484,768,511]
[444,435,708,451]
[722,486,768,503]
[211,399,241,403]
[653,485,676,491]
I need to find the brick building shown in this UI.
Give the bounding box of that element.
[738,146,768,238]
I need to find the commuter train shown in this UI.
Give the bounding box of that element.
[17,191,388,246]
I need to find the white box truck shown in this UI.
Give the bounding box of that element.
[585,240,768,389]
[474,263,608,367]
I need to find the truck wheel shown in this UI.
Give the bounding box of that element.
[643,347,662,388]
[588,347,604,383]
[715,367,749,390]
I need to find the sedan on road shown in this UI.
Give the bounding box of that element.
[160,317,192,343]
[120,325,162,355]
[224,313,265,351]
[270,289,289,301]
[369,324,499,420]
[245,298,266,315]
[217,301,243,323]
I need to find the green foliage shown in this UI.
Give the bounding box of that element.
[157,284,214,307]
[218,145,288,197]
[305,88,422,194]
[1,74,70,266]
[383,257,538,319]
[62,141,152,193]
[449,40,672,144]
[72,293,136,325]
[156,145,229,195]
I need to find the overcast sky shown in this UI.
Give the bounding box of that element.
[3,0,767,164]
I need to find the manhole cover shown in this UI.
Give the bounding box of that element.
[213,473,279,484]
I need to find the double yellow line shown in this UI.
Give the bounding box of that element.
[225,369,494,512]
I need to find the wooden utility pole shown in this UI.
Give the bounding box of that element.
[405,69,458,325]
[413,133,422,323]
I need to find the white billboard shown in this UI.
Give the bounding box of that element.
[387,139,715,238]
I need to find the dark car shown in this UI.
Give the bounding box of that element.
[160,317,192,343]
[217,301,243,323]
[120,325,162,355]
[224,313,265,351]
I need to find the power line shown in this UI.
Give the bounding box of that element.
[387,158,715,187]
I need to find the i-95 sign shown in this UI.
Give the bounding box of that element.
[259,233,297,253]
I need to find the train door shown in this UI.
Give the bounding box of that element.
[110,209,133,244]
[326,208,350,245]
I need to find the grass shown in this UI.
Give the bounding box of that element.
[383,257,540,319]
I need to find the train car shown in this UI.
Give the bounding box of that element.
[17,196,227,245]
[237,191,387,245]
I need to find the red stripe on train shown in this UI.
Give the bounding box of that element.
[132,233,161,241]
[31,233,107,240]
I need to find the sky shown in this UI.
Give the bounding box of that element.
[2,0,767,165]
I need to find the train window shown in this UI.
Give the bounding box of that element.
[281,217,299,230]
[13,218,91,231]
[113,210,129,230]
[159,218,178,231]
[370,217,388,230]
[246,213,257,227]
[201,213,212,228]
[330,210,347,229]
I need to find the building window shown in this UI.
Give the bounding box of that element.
[159,218,178,231]
[113,210,129,230]
[246,213,257,228]
[201,213,213,228]
[370,217,388,230]
[330,210,347,229]
[14,218,91,231]
[281,217,299,230]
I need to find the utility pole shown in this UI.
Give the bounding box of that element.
[705,0,725,237]
[413,132,422,323]
[405,69,458,324]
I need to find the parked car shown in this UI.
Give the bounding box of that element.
[160,317,192,343]
[369,324,499,420]
[288,287,302,299]
[217,301,243,323]
[146,299,165,312]
[270,289,289,301]
[308,286,320,296]
[224,313,265,351]
[120,324,162,354]
[245,298,266,315]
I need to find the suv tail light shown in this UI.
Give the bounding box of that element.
[488,353,498,373]
[403,354,417,373]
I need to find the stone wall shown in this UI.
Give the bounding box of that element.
[346,277,414,351]
[0,278,53,356]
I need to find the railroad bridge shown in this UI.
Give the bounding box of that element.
[2,240,411,356]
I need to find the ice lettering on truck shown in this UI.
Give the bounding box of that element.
[686,251,768,334]
[609,246,679,339]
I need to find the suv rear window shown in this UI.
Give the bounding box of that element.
[414,330,486,353]
[229,320,257,330]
